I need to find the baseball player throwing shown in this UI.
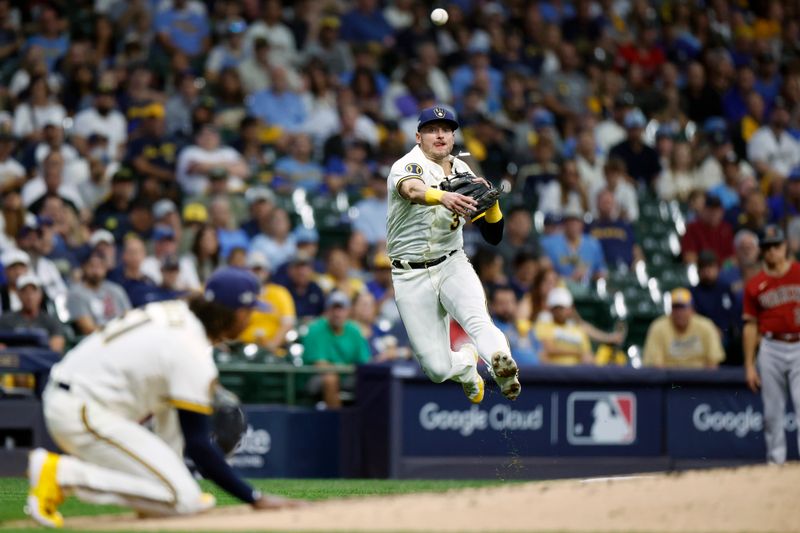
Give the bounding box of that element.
[743,225,800,464]
[386,105,521,403]
[26,267,302,528]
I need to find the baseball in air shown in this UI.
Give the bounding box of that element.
[431,8,449,26]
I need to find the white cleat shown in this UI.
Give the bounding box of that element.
[491,352,521,400]
[25,448,65,528]
[461,344,485,404]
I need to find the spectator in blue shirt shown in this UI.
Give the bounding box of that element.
[273,133,324,190]
[588,189,642,271]
[246,65,307,132]
[154,0,210,59]
[209,196,249,262]
[352,171,388,246]
[450,40,503,111]
[541,206,607,283]
[25,6,68,73]
[280,252,325,321]
[490,285,540,365]
[340,0,395,46]
[690,250,738,352]
[107,235,162,308]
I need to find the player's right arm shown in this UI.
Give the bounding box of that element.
[397,177,477,217]
[177,409,303,510]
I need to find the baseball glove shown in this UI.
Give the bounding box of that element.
[210,384,247,457]
[440,172,500,218]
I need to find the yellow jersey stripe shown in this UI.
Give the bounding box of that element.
[168,399,213,415]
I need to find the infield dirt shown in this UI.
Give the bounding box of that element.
[61,463,800,532]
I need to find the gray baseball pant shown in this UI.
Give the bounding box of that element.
[757,338,800,464]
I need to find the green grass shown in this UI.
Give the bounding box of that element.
[0,477,508,531]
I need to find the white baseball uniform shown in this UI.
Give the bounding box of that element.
[42,300,217,515]
[387,145,512,385]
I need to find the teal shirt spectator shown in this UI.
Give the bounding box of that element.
[155,6,210,56]
[302,318,371,365]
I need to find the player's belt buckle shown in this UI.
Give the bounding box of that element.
[766,332,800,342]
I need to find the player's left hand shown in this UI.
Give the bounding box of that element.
[252,494,308,510]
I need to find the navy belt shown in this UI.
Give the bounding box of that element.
[392,250,457,270]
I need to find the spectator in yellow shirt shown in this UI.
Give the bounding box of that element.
[534,287,594,365]
[643,288,725,369]
[238,251,297,356]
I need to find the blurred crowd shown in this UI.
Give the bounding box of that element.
[0,0,799,405]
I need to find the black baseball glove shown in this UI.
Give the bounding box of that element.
[440,172,500,218]
[210,384,247,457]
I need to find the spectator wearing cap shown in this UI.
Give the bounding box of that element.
[152,198,181,243]
[0,249,31,314]
[140,225,193,290]
[107,235,161,308]
[538,159,589,218]
[66,251,130,335]
[608,108,661,187]
[93,167,136,242]
[490,285,540,366]
[176,124,248,197]
[364,251,393,306]
[238,250,296,355]
[154,0,210,60]
[86,229,117,270]
[304,16,354,77]
[708,151,753,211]
[154,254,185,302]
[534,287,593,365]
[15,218,67,302]
[302,290,371,409]
[273,133,324,191]
[279,251,325,321]
[125,102,179,200]
[180,224,220,291]
[207,196,249,262]
[747,97,800,190]
[12,75,66,143]
[352,171,388,246]
[681,193,736,265]
[540,205,607,284]
[588,188,643,271]
[204,19,248,84]
[240,187,276,239]
[72,82,127,162]
[643,288,725,369]
[0,273,64,353]
[247,65,308,134]
[691,249,739,349]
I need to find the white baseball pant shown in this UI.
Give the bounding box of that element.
[757,338,800,464]
[392,251,511,384]
[42,382,211,516]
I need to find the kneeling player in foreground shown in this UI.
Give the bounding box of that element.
[26,267,303,528]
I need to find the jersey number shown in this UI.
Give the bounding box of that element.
[450,213,459,231]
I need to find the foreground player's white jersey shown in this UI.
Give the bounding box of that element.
[387,145,474,261]
[49,300,217,421]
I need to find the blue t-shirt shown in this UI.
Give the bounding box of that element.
[246,90,307,132]
[26,34,69,72]
[588,219,635,270]
[494,318,540,366]
[541,233,607,279]
[154,8,210,56]
[281,280,325,319]
[107,267,162,309]
[339,8,394,44]
[216,228,249,261]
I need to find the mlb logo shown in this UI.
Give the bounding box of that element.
[566,392,636,445]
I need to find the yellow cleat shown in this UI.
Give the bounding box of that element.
[461,344,485,404]
[25,448,65,528]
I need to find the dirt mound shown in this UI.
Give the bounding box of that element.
[65,463,800,532]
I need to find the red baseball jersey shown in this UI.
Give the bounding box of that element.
[743,261,800,334]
